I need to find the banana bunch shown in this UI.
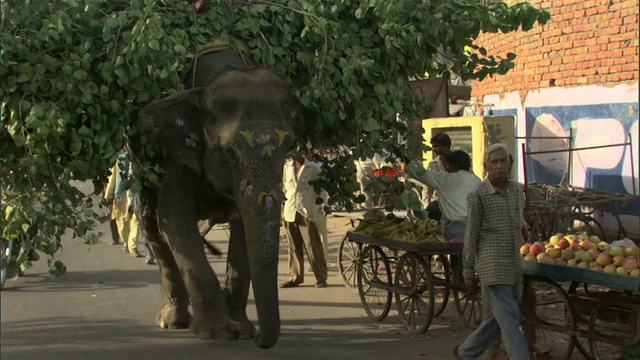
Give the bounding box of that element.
[355,210,447,244]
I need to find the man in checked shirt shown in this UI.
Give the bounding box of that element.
[455,143,530,360]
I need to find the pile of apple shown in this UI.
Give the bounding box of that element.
[521,232,640,277]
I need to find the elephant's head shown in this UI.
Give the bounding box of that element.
[138,66,302,348]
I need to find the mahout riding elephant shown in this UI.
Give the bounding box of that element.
[128,46,303,349]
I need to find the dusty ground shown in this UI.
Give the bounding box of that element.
[0,214,592,360]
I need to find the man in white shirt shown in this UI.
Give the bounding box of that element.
[423,133,452,220]
[280,152,329,288]
[406,150,481,240]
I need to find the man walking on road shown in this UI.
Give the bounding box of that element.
[104,147,143,258]
[455,143,529,360]
[280,151,329,289]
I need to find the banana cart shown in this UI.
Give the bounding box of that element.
[333,209,402,290]
[521,261,640,360]
[345,231,482,334]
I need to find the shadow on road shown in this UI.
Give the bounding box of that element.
[1,269,158,293]
[0,316,439,360]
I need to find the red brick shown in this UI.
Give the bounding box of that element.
[598,66,611,74]
[620,72,636,80]
[471,0,638,99]
[603,26,622,35]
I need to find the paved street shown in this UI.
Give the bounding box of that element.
[1,217,470,360]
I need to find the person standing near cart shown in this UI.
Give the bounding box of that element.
[405,150,481,242]
[454,143,530,360]
[423,133,452,220]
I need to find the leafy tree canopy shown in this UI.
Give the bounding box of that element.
[0,0,549,275]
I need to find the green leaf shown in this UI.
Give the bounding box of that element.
[149,39,160,50]
[0,0,548,276]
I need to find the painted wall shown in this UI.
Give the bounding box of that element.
[483,83,640,236]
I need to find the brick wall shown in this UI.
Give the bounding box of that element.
[472,0,639,101]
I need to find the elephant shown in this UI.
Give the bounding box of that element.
[128,46,303,349]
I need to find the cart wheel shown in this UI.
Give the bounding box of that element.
[357,245,392,321]
[394,253,434,334]
[587,303,626,360]
[567,283,595,359]
[523,276,577,360]
[451,257,482,328]
[339,235,360,290]
[426,255,450,317]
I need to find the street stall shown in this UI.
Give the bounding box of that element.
[333,209,483,334]
[517,134,640,359]
[520,185,639,360]
[521,259,639,360]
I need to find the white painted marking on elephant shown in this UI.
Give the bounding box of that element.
[256,133,275,156]
[260,196,278,258]
[240,178,254,196]
[264,195,274,210]
[185,137,197,148]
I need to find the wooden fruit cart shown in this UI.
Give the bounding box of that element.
[346,231,483,333]
[523,183,639,244]
[521,261,640,360]
[333,209,404,290]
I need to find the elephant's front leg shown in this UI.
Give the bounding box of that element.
[157,166,247,340]
[139,188,191,329]
[223,217,256,339]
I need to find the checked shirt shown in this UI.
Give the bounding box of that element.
[462,179,526,286]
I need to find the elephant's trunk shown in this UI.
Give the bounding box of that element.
[241,194,282,349]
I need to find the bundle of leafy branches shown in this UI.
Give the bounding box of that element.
[0,0,549,275]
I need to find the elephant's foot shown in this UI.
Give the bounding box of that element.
[156,301,191,329]
[230,312,257,340]
[191,301,256,340]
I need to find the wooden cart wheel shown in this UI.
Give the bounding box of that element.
[338,235,360,290]
[450,255,482,328]
[426,254,450,317]
[587,303,625,360]
[394,253,435,334]
[523,276,577,360]
[357,245,392,321]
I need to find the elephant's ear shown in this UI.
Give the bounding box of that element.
[139,87,206,174]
